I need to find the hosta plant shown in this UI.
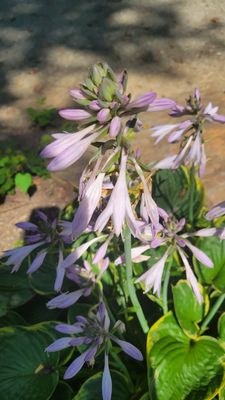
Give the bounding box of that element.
[1,62,225,400]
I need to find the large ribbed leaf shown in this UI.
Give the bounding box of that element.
[147,312,224,400]
[152,167,203,224]
[0,325,59,400]
[73,370,132,400]
[194,236,225,292]
[172,280,205,336]
[29,253,71,295]
[218,313,225,342]
[0,263,34,316]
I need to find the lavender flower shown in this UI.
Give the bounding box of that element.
[2,211,63,274]
[126,212,214,302]
[72,172,105,238]
[206,200,225,220]
[47,258,109,309]
[152,88,225,177]
[205,200,225,240]
[46,302,143,400]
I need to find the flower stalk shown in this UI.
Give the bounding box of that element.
[200,293,225,334]
[162,257,173,314]
[124,224,149,333]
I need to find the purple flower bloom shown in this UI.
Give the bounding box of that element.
[135,247,171,296]
[133,159,159,229]
[109,116,121,138]
[206,200,225,220]
[46,302,143,400]
[2,211,64,275]
[48,258,109,309]
[3,241,45,273]
[126,92,156,110]
[40,124,100,171]
[133,213,214,302]
[61,236,104,270]
[147,98,176,112]
[59,109,93,121]
[72,172,105,238]
[94,150,140,237]
[151,88,225,176]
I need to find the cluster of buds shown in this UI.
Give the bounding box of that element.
[40,63,174,171]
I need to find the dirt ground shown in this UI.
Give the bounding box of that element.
[0,0,225,251]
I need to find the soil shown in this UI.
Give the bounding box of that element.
[0,0,225,251]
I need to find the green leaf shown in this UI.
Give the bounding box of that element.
[194,236,225,292]
[68,303,92,325]
[0,311,26,327]
[218,313,225,342]
[172,280,205,336]
[0,325,59,400]
[140,394,149,400]
[29,252,72,295]
[0,176,14,194]
[147,312,225,400]
[51,382,74,400]
[0,263,34,317]
[219,384,225,400]
[73,370,132,400]
[152,167,203,224]
[15,172,32,192]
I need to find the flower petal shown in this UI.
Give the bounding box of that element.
[206,200,225,220]
[45,337,72,352]
[111,337,143,361]
[185,240,213,268]
[64,351,88,379]
[27,250,47,273]
[59,109,92,120]
[55,323,83,335]
[47,289,85,309]
[102,352,112,400]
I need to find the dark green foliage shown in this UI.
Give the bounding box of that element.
[0,140,50,201]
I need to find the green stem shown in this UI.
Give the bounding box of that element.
[124,225,149,334]
[162,258,173,314]
[200,293,225,333]
[189,164,195,224]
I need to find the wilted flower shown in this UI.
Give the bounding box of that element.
[46,302,143,400]
[152,88,225,177]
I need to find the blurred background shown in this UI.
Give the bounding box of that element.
[0,0,225,250]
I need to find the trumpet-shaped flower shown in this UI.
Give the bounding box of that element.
[46,302,143,400]
[2,211,63,274]
[152,88,225,176]
[131,213,214,302]
[94,150,140,237]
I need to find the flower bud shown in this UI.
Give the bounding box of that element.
[97,108,110,123]
[91,64,103,86]
[99,78,116,102]
[84,78,97,92]
[109,116,121,137]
